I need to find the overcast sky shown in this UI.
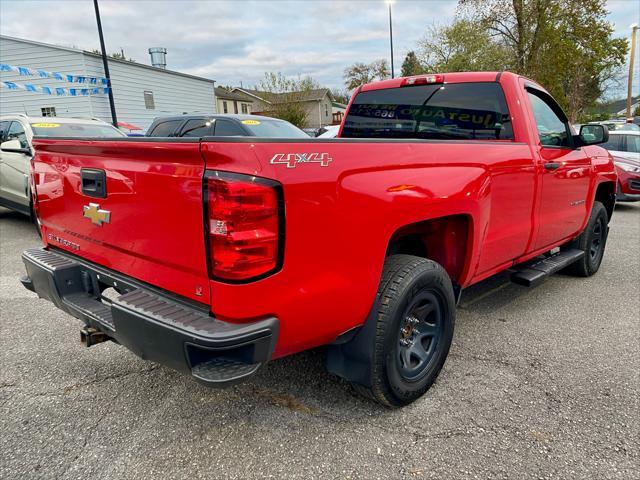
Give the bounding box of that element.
[0,0,637,98]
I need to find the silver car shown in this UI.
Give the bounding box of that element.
[0,115,125,217]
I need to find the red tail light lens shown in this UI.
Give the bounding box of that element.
[401,74,444,86]
[204,171,283,282]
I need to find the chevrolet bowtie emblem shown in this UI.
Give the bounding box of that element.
[83,203,111,226]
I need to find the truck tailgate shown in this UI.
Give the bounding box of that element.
[31,138,210,304]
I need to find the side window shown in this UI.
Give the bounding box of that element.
[600,135,623,151]
[214,120,246,137]
[148,120,182,137]
[222,101,228,114]
[0,121,9,142]
[180,118,213,137]
[7,122,28,148]
[626,135,640,153]
[527,90,570,147]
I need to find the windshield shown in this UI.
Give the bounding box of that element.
[241,119,308,138]
[30,122,125,137]
[341,82,513,140]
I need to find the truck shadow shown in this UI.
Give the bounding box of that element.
[223,271,535,417]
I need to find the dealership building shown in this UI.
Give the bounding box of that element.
[0,35,217,131]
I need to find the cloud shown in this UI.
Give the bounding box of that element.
[0,0,633,94]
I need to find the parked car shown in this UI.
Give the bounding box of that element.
[21,72,616,407]
[317,125,340,138]
[591,120,640,132]
[600,130,640,163]
[146,114,308,138]
[611,155,640,202]
[0,115,125,217]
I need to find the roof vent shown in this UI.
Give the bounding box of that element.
[148,47,167,69]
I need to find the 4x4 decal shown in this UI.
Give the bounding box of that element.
[269,153,333,169]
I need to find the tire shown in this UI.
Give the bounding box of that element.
[562,201,609,277]
[353,254,455,407]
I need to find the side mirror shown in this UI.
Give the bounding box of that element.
[577,124,609,146]
[0,139,32,156]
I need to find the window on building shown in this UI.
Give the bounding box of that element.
[41,107,57,117]
[325,103,329,117]
[214,119,245,137]
[241,103,249,114]
[179,118,214,137]
[222,101,228,114]
[144,91,155,110]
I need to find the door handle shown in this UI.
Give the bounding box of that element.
[544,162,561,171]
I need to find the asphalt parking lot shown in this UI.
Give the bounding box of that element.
[0,204,638,480]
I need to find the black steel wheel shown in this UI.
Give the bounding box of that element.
[351,254,455,407]
[562,201,609,277]
[396,290,445,382]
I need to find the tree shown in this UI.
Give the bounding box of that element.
[428,0,629,122]
[90,49,135,62]
[330,88,351,105]
[418,20,510,73]
[256,72,322,128]
[401,51,424,76]
[343,59,390,90]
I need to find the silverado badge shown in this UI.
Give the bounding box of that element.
[83,203,111,226]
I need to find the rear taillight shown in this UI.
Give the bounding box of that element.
[204,171,283,282]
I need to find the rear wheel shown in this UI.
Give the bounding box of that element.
[562,201,608,277]
[353,254,455,407]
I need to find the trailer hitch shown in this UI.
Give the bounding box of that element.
[80,327,109,347]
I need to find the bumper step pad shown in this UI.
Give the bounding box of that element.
[192,358,260,383]
[510,248,584,287]
[21,248,278,387]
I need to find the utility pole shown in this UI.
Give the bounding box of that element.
[387,1,395,79]
[627,24,638,119]
[93,0,118,126]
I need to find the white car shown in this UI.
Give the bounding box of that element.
[600,130,640,163]
[317,125,340,138]
[0,115,125,217]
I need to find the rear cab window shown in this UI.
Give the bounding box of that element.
[341,82,513,140]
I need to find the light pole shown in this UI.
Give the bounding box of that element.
[387,0,395,78]
[627,23,638,119]
[93,0,118,126]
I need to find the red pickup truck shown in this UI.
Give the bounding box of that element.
[18,72,616,407]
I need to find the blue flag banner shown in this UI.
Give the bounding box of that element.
[0,62,109,86]
[1,81,110,96]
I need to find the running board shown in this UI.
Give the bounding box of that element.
[510,249,584,287]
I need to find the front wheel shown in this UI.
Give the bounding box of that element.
[562,201,609,277]
[353,254,455,407]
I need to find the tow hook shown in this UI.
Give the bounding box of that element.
[80,327,108,347]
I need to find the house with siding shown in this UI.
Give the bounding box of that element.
[215,87,254,115]
[0,35,216,131]
[232,87,334,129]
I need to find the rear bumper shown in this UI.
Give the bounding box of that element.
[21,248,278,387]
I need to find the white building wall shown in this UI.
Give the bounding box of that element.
[83,54,217,131]
[1,36,217,132]
[0,36,92,117]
